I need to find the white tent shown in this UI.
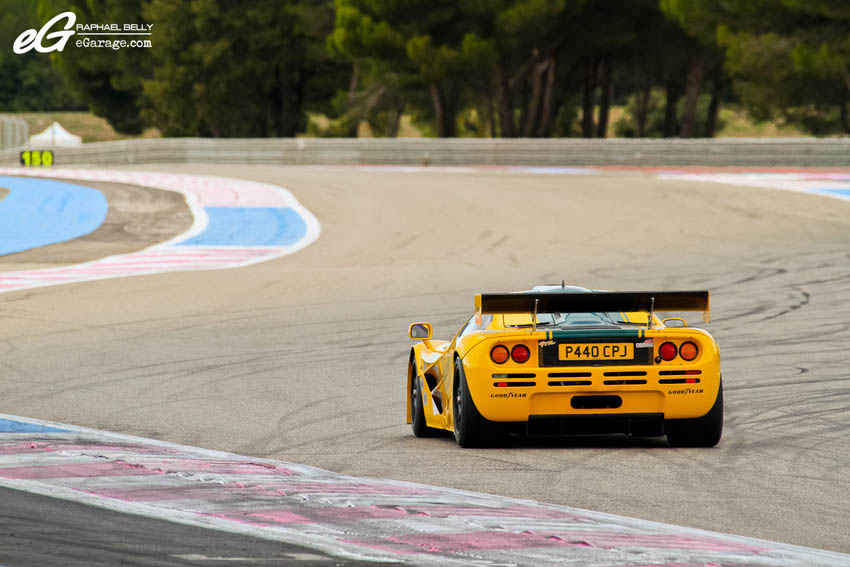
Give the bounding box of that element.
[28,121,82,147]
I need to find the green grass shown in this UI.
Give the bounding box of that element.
[14,112,160,144]
[715,106,806,137]
[606,104,807,138]
[304,113,424,137]
[9,106,808,142]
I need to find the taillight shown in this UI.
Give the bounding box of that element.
[491,345,510,364]
[511,344,531,363]
[659,342,677,361]
[679,341,698,361]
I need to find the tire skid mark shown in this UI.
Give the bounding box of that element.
[0,168,320,294]
[757,290,811,322]
[0,414,846,566]
[552,240,850,555]
[1,167,848,563]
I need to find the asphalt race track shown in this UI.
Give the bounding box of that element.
[0,165,849,562]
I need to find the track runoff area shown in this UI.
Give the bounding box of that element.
[0,166,848,566]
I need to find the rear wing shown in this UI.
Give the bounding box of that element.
[474,291,710,323]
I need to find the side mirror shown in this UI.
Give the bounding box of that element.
[662,317,687,327]
[408,322,433,340]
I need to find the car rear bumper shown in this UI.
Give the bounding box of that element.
[525,413,666,437]
[467,364,720,422]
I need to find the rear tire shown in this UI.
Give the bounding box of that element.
[410,361,440,438]
[452,360,499,448]
[666,380,724,448]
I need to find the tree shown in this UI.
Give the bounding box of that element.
[660,0,729,137]
[330,0,491,137]
[143,0,345,137]
[36,0,344,137]
[668,0,850,135]
[0,1,82,112]
[613,4,687,137]
[483,0,584,138]
[37,0,149,133]
[329,0,591,138]
[328,0,427,136]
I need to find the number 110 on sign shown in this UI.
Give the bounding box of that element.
[20,150,54,167]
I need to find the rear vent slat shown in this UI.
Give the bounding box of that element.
[603,371,647,377]
[492,373,536,378]
[659,378,702,384]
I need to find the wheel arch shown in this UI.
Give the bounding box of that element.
[406,347,416,425]
[450,352,464,430]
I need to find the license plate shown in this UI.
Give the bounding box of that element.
[558,343,634,361]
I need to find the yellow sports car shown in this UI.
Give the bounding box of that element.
[407,285,722,448]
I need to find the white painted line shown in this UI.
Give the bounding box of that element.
[0,169,321,293]
[0,413,847,566]
[355,165,599,175]
[172,554,326,562]
[658,171,850,203]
